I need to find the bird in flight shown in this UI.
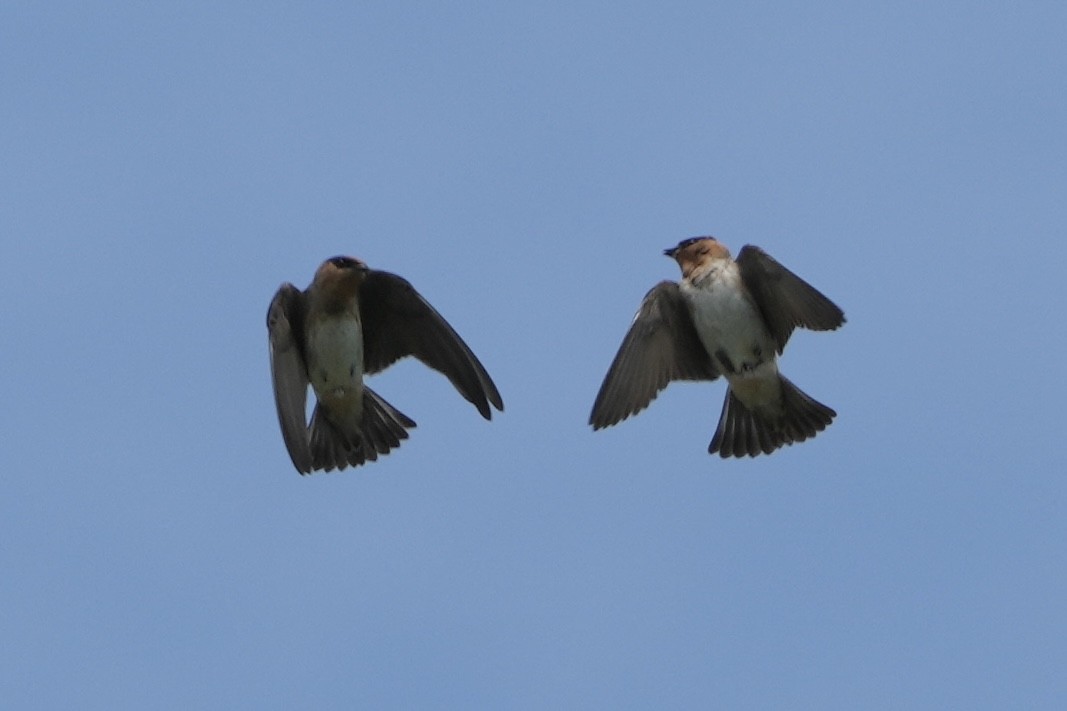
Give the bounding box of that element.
[268,256,503,474]
[590,237,844,458]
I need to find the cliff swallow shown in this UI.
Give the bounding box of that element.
[267,256,503,474]
[590,237,845,458]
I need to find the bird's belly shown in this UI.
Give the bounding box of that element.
[683,279,775,375]
[306,317,365,411]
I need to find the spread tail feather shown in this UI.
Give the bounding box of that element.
[709,376,835,458]
[308,387,416,473]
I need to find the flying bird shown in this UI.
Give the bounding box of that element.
[590,237,844,458]
[267,256,503,474]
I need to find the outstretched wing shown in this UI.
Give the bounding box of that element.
[735,245,845,353]
[589,281,719,430]
[358,270,503,419]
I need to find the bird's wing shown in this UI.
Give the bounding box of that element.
[358,270,503,419]
[589,281,719,429]
[267,283,313,474]
[735,245,845,353]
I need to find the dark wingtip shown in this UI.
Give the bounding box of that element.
[472,389,504,420]
[478,376,504,418]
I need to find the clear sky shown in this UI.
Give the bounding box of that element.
[3,2,1066,708]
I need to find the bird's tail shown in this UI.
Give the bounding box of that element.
[709,375,835,458]
[308,387,416,473]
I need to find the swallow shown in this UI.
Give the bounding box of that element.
[590,237,845,458]
[267,256,503,474]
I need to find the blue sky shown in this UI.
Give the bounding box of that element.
[3,2,1066,708]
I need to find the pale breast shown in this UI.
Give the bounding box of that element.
[681,264,775,374]
[306,316,365,404]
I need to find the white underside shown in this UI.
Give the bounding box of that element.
[681,266,775,369]
[681,264,782,413]
[307,317,365,406]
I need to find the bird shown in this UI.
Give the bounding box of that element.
[589,236,845,458]
[267,256,503,474]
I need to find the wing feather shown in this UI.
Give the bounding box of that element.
[359,270,503,419]
[735,246,845,353]
[267,283,313,474]
[589,281,719,429]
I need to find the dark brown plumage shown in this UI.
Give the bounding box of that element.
[268,257,502,474]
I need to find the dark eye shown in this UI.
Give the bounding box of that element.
[329,256,358,269]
